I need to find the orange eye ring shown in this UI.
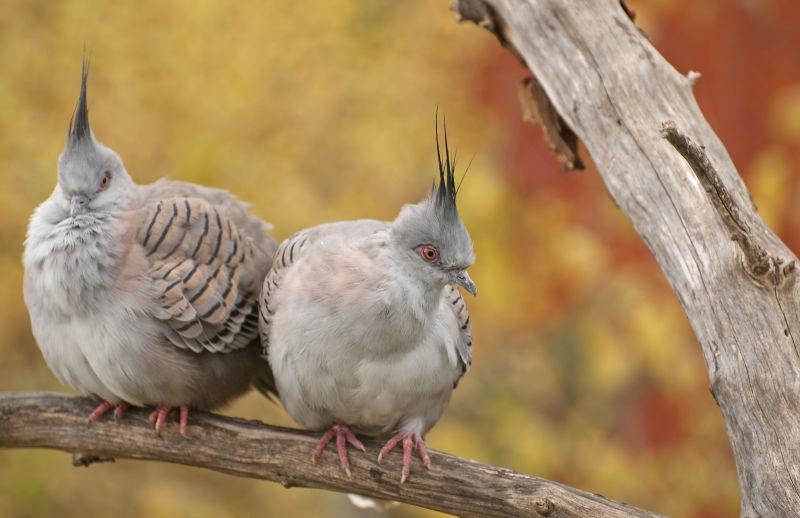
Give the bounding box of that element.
[99,171,111,191]
[419,245,439,263]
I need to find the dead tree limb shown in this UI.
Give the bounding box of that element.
[0,392,660,518]
[453,0,800,516]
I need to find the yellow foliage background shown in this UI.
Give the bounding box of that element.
[5,1,797,516]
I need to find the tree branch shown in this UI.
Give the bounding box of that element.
[661,122,795,287]
[0,392,660,518]
[453,0,800,515]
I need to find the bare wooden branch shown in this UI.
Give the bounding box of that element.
[453,0,800,515]
[519,76,584,171]
[0,392,660,518]
[661,122,795,287]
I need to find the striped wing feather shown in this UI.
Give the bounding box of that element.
[137,197,267,354]
[258,229,312,357]
[445,284,473,388]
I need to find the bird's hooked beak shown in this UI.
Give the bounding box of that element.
[453,270,477,296]
[70,195,89,217]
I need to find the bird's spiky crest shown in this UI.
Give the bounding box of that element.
[67,55,92,148]
[433,109,459,220]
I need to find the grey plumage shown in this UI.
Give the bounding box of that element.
[23,62,276,430]
[258,117,475,482]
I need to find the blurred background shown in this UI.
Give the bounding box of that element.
[1,0,798,516]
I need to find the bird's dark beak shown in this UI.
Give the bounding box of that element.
[454,270,477,296]
[70,195,89,217]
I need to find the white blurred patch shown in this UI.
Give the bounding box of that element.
[347,494,399,512]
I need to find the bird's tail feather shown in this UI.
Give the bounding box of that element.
[252,357,279,402]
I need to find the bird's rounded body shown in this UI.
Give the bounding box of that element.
[24,181,271,410]
[259,114,474,484]
[25,202,155,404]
[264,221,469,438]
[24,61,276,434]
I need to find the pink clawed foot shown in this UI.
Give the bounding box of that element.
[147,405,190,435]
[311,424,366,478]
[113,402,130,419]
[88,401,129,423]
[377,432,432,483]
[179,406,189,435]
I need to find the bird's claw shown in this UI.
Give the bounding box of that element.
[147,405,190,435]
[377,432,431,483]
[311,424,365,478]
[87,401,129,424]
[113,402,129,419]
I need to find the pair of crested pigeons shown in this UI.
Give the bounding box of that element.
[23,63,476,485]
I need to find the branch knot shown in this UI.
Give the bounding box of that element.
[661,121,795,289]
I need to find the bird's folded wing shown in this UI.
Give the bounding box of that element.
[136,197,266,354]
[258,228,314,357]
[258,220,387,359]
[445,284,473,388]
[141,179,274,254]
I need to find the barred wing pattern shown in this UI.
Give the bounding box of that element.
[141,179,272,250]
[258,229,311,357]
[137,197,267,354]
[445,284,473,388]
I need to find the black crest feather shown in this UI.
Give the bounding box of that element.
[67,55,91,146]
[434,109,458,219]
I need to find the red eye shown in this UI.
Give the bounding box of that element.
[99,171,111,191]
[419,245,439,263]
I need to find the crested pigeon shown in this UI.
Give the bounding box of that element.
[258,117,475,482]
[23,61,276,434]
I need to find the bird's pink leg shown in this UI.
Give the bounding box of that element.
[147,405,190,435]
[179,406,189,435]
[377,433,404,462]
[113,402,130,418]
[311,428,337,462]
[416,436,432,469]
[377,432,431,483]
[311,424,366,478]
[148,405,172,434]
[87,401,114,422]
[88,401,132,423]
[401,435,414,483]
[336,427,349,476]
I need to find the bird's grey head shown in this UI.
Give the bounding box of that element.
[391,116,477,296]
[57,60,133,217]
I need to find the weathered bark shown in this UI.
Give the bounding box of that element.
[453,1,800,516]
[0,392,660,518]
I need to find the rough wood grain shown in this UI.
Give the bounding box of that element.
[0,392,661,518]
[453,1,800,516]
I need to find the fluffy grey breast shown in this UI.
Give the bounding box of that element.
[257,220,473,393]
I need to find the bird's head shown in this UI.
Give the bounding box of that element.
[391,116,476,296]
[57,59,133,217]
